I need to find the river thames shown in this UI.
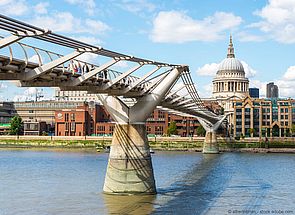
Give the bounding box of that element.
[0,150,294,215]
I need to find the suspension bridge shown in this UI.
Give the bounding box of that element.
[0,14,227,194]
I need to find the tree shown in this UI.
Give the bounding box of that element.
[10,116,23,135]
[220,107,224,115]
[167,121,177,136]
[196,125,206,137]
[291,124,295,136]
[249,128,255,137]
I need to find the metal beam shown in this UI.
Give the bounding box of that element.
[0,35,23,49]
[102,64,142,90]
[68,58,120,86]
[165,85,185,99]
[139,72,168,95]
[177,99,194,106]
[168,93,189,103]
[22,51,82,81]
[121,66,161,94]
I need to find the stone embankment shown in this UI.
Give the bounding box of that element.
[0,135,295,153]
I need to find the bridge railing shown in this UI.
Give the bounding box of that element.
[0,35,143,85]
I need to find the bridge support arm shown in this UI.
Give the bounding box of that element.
[97,67,184,195]
[0,35,23,49]
[68,58,120,86]
[198,114,229,154]
[22,51,82,81]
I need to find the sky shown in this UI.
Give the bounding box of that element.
[1,0,295,101]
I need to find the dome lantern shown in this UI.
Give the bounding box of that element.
[227,35,235,58]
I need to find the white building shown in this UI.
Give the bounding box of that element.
[212,35,249,113]
[55,89,98,102]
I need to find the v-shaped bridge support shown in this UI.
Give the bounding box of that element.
[97,67,184,195]
[197,114,229,154]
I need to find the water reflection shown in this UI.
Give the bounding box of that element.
[153,154,225,214]
[103,194,155,215]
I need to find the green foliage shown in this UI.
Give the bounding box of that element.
[167,121,177,136]
[291,124,295,135]
[220,107,224,115]
[196,125,206,137]
[10,116,23,135]
[249,128,255,134]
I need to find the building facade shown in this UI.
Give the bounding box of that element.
[54,103,203,137]
[211,36,250,136]
[266,82,279,98]
[233,96,295,138]
[249,88,259,98]
[0,102,15,134]
[55,88,98,102]
[212,35,249,103]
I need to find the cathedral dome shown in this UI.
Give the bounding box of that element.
[216,35,245,75]
[218,58,244,72]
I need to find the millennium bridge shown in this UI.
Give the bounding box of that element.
[0,14,227,194]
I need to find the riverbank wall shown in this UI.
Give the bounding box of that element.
[0,135,295,152]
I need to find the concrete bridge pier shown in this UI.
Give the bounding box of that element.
[97,67,184,195]
[103,123,156,194]
[202,131,219,154]
[198,114,228,154]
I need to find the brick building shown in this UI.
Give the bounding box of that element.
[54,102,205,137]
[55,102,112,136]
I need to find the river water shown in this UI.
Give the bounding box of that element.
[0,150,295,215]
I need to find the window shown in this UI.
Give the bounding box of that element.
[70,113,75,121]
[71,122,75,132]
[65,122,69,131]
[29,110,34,113]
[65,113,69,122]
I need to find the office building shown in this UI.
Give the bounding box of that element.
[266,82,279,98]
[249,88,259,98]
[233,96,295,138]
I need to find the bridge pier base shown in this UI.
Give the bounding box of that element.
[103,123,156,195]
[202,131,219,154]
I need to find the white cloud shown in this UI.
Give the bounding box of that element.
[0,82,8,89]
[196,63,219,76]
[0,0,29,16]
[112,61,130,69]
[277,79,295,98]
[282,66,295,80]
[241,61,257,78]
[76,53,98,64]
[116,0,156,14]
[64,0,96,15]
[72,36,102,45]
[31,12,110,35]
[253,0,295,43]
[28,55,42,64]
[249,65,295,98]
[84,19,111,34]
[237,31,265,42]
[150,11,242,43]
[275,65,295,98]
[34,2,49,14]
[249,79,267,97]
[12,87,49,102]
[196,61,257,78]
[24,87,37,96]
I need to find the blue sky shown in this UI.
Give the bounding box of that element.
[1,0,295,101]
